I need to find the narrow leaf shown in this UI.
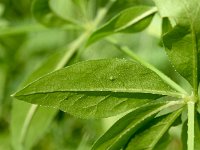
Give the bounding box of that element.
[13,59,182,118]
[92,101,182,150]
[161,17,172,36]
[87,6,157,45]
[106,0,154,20]
[126,108,182,150]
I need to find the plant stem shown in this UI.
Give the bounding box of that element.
[191,29,199,102]
[188,101,195,150]
[93,0,116,27]
[55,31,90,69]
[19,104,38,146]
[107,38,188,96]
[75,0,115,58]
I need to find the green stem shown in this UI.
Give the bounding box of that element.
[75,0,115,59]
[93,0,115,27]
[188,101,195,150]
[55,31,90,69]
[19,104,38,146]
[191,29,199,102]
[107,38,188,96]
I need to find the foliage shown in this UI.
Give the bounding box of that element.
[0,0,200,150]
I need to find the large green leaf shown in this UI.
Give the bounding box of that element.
[87,6,157,45]
[154,0,200,89]
[32,0,75,27]
[92,101,182,150]
[13,59,182,118]
[126,108,182,150]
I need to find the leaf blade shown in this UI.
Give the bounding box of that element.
[13,59,182,118]
[126,108,182,150]
[87,6,157,45]
[92,101,183,150]
[32,0,75,27]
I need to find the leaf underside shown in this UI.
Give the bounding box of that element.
[92,101,182,150]
[126,108,182,150]
[13,59,180,118]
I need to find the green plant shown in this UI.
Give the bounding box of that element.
[0,0,199,149]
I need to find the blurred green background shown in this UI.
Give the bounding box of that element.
[0,0,184,149]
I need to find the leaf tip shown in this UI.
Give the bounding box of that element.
[10,93,16,98]
[11,91,21,98]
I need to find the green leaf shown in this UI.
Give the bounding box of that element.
[105,0,154,21]
[153,133,171,150]
[13,59,182,118]
[154,0,200,90]
[92,101,182,150]
[11,31,91,149]
[126,108,182,150]
[87,6,157,45]
[161,17,172,36]
[32,0,75,27]
[49,0,84,25]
